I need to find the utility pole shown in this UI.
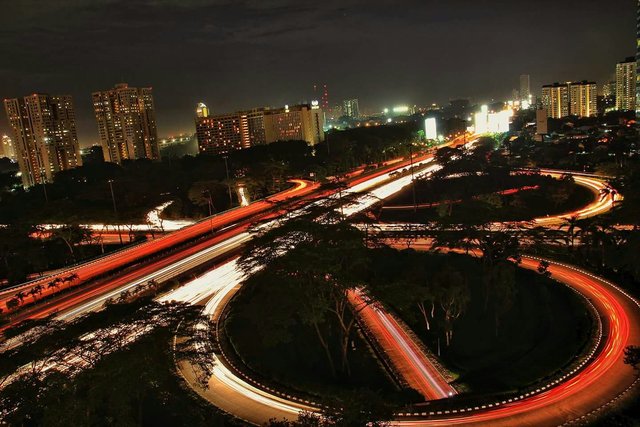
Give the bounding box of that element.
[108,179,123,245]
[40,175,48,203]
[202,189,214,234]
[326,132,331,156]
[223,156,233,207]
[409,142,417,213]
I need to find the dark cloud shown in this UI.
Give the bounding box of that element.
[0,0,635,145]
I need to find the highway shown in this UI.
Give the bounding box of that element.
[0,179,317,314]
[373,169,620,235]
[0,143,454,422]
[391,256,640,427]
[0,138,464,332]
[175,143,473,424]
[175,155,640,425]
[7,134,632,426]
[350,290,456,401]
[379,170,620,222]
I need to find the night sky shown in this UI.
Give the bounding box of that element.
[0,0,635,146]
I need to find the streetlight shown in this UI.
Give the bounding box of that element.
[202,189,215,234]
[408,141,417,213]
[222,155,233,207]
[40,174,49,203]
[108,179,123,245]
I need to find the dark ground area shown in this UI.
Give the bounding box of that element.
[227,248,592,400]
[378,252,593,393]
[380,173,595,224]
[225,280,411,404]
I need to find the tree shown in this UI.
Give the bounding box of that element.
[599,184,619,204]
[433,264,470,346]
[0,223,46,285]
[559,216,580,250]
[537,260,551,277]
[6,297,19,311]
[187,180,228,215]
[322,389,394,427]
[0,301,219,427]
[48,224,93,261]
[240,214,372,377]
[623,345,640,371]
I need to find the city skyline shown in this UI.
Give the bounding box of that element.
[0,0,635,147]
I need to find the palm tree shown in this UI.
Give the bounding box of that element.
[14,290,26,304]
[559,216,580,250]
[577,221,611,268]
[599,185,619,204]
[64,273,80,287]
[28,284,43,300]
[6,298,19,310]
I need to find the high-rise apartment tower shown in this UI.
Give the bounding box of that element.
[4,94,81,187]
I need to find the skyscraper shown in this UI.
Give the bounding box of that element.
[568,81,597,117]
[196,103,325,155]
[1,134,16,161]
[92,83,159,164]
[3,94,82,187]
[616,57,637,111]
[321,85,329,110]
[541,83,569,118]
[195,108,265,155]
[263,103,325,145]
[520,74,531,103]
[637,0,640,116]
[196,102,209,119]
[599,81,617,115]
[541,81,596,118]
[342,99,360,118]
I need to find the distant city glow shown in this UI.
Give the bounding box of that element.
[392,105,410,114]
[474,106,513,134]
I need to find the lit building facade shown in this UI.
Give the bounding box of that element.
[424,117,437,140]
[342,99,360,118]
[1,134,16,161]
[92,83,159,164]
[541,83,569,118]
[196,103,324,155]
[599,81,617,115]
[196,109,265,155]
[3,94,82,187]
[263,104,324,146]
[196,102,209,119]
[637,0,640,116]
[569,81,597,117]
[616,57,637,111]
[541,81,596,118]
[474,105,512,134]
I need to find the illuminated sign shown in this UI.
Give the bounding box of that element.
[392,106,410,114]
[424,117,437,140]
[475,106,512,134]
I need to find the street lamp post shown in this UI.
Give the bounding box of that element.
[223,156,233,207]
[202,189,214,234]
[409,142,417,213]
[326,132,331,156]
[40,175,48,203]
[108,179,123,245]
